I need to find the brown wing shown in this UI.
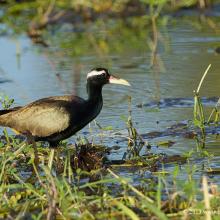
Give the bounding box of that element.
[0,95,84,137]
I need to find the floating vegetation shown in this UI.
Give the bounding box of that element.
[0,140,218,219]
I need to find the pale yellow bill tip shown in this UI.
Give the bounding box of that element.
[109,76,131,86]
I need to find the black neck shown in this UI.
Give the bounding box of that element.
[87,82,103,103]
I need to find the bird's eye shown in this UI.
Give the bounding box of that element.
[97,74,104,80]
[98,72,106,78]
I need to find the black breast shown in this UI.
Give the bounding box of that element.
[35,96,103,145]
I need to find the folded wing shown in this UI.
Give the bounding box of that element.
[0,96,80,137]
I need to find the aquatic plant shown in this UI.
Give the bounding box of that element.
[0,131,219,219]
[193,64,211,148]
[193,64,220,149]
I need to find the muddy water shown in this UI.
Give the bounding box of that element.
[0,18,220,184]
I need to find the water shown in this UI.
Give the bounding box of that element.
[1,18,220,184]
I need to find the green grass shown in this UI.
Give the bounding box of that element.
[0,120,219,219]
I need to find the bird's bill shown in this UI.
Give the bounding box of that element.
[109,75,130,86]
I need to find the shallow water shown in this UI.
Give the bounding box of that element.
[1,18,220,184]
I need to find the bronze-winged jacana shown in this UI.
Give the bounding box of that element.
[0,68,130,148]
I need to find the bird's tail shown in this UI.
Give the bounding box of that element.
[0,106,22,115]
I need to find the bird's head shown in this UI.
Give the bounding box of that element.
[87,68,130,87]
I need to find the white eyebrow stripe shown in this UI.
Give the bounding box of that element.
[87,70,105,78]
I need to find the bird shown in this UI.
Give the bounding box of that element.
[0,67,130,148]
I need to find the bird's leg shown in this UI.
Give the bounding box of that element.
[26,133,39,168]
[48,141,59,170]
[48,148,55,170]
